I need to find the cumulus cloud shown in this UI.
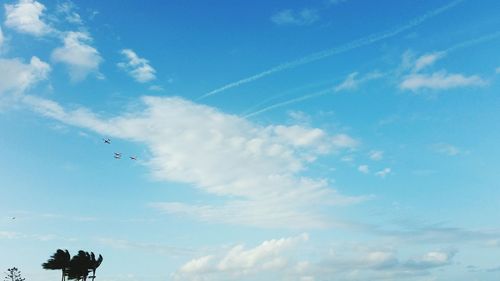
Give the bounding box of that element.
[173,235,457,281]
[358,165,369,174]
[271,9,319,26]
[375,168,391,178]
[173,234,308,281]
[118,49,156,83]
[331,134,359,150]
[400,71,486,91]
[4,0,52,36]
[0,56,50,95]
[24,96,367,228]
[51,31,102,81]
[369,150,383,161]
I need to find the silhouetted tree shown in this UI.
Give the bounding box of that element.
[88,252,103,281]
[67,251,91,281]
[42,249,71,281]
[43,250,103,281]
[3,267,25,281]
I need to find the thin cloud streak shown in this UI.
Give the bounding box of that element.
[199,0,465,99]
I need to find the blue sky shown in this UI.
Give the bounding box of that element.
[1,0,500,280]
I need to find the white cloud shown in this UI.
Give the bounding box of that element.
[334,71,384,92]
[433,143,461,156]
[0,26,4,48]
[24,96,367,228]
[400,71,486,91]
[271,9,319,26]
[413,51,445,72]
[496,67,500,74]
[358,165,369,174]
[0,231,19,239]
[0,56,50,95]
[368,150,383,161]
[405,250,456,269]
[331,134,359,150]
[118,49,156,83]
[173,235,457,281]
[148,85,164,91]
[334,72,359,92]
[173,234,308,281]
[375,168,391,178]
[51,31,102,81]
[4,0,51,36]
[56,1,83,24]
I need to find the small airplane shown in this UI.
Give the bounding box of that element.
[114,152,122,159]
[130,156,137,160]
[103,138,111,144]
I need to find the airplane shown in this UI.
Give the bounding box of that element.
[103,138,111,144]
[114,152,122,159]
[130,156,137,160]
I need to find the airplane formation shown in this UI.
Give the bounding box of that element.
[103,138,137,161]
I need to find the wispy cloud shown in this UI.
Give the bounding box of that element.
[271,9,319,26]
[375,167,391,178]
[400,71,486,91]
[334,71,384,92]
[25,95,368,228]
[56,1,83,25]
[369,150,384,161]
[432,143,462,156]
[51,31,102,81]
[118,49,156,83]
[199,0,464,99]
[97,237,193,256]
[4,0,52,36]
[412,51,445,72]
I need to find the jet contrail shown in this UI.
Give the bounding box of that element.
[244,89,333,118]
[199,0,465,100]
[244,30,500,118]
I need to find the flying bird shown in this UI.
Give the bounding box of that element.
[103,138,111,144]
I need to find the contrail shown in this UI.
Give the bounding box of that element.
[244,89,333,118]
[244,30,500,118]
[444,31,500,53]
[198,0,465,99]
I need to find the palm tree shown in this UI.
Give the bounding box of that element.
[88,252,103,281]
[67,251,91,281]
[42,249,71,281]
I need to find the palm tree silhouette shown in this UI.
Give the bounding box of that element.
[42,249,71,281]
[67,251,92,281]
[88,252,103,281]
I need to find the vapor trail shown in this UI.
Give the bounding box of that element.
[199,0,465,99]
[244,89,333,118]
[245,30,500,118]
